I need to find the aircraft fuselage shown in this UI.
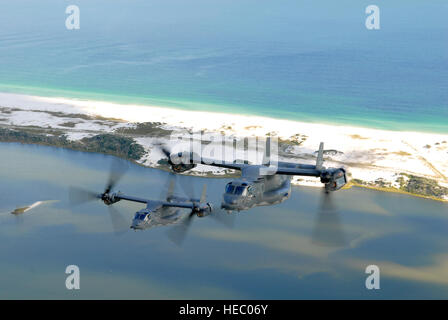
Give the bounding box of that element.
[221,174,292,212]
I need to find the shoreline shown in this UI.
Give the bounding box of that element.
[0,91,447,202]
[1,88,447,135]
[1,91,448,135]
[346,182,448,203]
[1,140,446,204]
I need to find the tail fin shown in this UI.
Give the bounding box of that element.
[262,137,271,166]
[316,142,324,170]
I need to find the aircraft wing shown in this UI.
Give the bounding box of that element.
[111,194,196,211]
[188,156,246,171]
[115,194,150,204]
[239,165,321,179]
[271,167,321,177]
[160,201,196,209]
[146,201,163,211]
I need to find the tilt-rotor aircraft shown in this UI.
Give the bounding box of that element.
[160,139,347,212]
[69,161,214,238]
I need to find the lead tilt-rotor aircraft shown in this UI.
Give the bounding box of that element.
[161,140,347,212]
[69,164,213,235]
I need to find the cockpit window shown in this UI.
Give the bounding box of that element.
[226,184,235,194]
[235,186,246,195]
[134,213,147,220]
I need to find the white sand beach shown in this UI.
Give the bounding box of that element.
[1,92,447,200]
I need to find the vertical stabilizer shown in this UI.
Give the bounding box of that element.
[262,137,271,166]
[316,142,324,170]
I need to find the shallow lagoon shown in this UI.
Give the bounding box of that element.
[0,142,447,299]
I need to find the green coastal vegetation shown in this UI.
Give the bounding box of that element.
[351,174,448,202]
[115,122,170,137]
[0,127,145,161]
[397,174,448,199]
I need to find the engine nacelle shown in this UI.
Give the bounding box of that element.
[171,163,197,173]
[101,192,121,205]
[320,168,347,192]
[168,151,199,173]
[195,203,213,217]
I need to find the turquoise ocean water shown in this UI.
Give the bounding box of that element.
[0,0,447,133]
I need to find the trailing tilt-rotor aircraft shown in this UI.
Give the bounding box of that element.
[159,140,347,212]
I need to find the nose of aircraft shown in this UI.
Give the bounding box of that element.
[222,194,241,210]
[130,220,142,230]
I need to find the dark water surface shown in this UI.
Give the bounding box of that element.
[0,143,447,299]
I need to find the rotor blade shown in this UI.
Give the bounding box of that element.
[160,146,172,159]
[311,189,346,247]
[166,211,195,246]
[107,205,129,236]
[154,143,172,160]
[159,173,176,200]
[177,175,197,202]
[105,159,128,193]
[200,184,207,203]
[210,208,235,228]
[69,187,98,206]
[167,179,176,199]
